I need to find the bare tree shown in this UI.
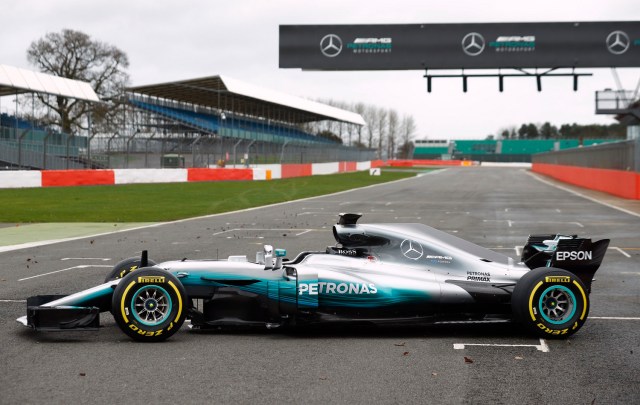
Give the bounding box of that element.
[398,114,416,158]
[308,99,417,154]
[27,29,129,134]
[387,109,399,159]
[363,105,377,148]
[376,108,387,158]
[353,102,366,146]
[320,98,339,137]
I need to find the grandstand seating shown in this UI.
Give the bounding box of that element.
[500,140,555,154]
[452,140,497,155]
[129,99,338,145]
[0,114,86,169]
[1,113,45,131]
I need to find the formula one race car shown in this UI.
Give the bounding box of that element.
[17,214,609,342]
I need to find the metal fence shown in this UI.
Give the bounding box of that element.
[0,140,86,170]
[88,134,376,169]
[1,127,376,170]
[0,125,90,170]
[532,139,639,172]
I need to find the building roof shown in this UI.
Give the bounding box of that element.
[0,64,100,102]
[126,74,365,126]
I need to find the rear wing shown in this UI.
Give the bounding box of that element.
[521,234,610,291]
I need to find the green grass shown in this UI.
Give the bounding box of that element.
[0,171,415,223]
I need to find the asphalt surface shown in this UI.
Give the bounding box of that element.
[1,167,639,404]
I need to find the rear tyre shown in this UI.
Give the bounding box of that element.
[104,257,157,283]
[112,268,186,342]
[512,267,590,339]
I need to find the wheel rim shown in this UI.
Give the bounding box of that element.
[538,285,576,325]
[131,285,172,326]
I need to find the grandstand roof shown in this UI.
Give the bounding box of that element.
[126,75,365,126]
[0,64,99,102]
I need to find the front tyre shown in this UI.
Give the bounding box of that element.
[112,268,186,342]
[512,267,590,339]
[104,257,157,283]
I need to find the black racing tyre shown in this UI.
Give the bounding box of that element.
[512,267,590,339]
[104,257,157,283]
[112,268,187,342]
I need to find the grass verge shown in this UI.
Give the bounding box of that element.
[0,171,415,223]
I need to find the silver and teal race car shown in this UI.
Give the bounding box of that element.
[17,213,609,342]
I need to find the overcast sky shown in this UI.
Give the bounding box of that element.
[2,0,639,139]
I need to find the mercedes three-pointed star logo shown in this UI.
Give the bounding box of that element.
[400,239,424,260]
[606,30,630,55]
[320,34,343,58]
[462,32,485,56]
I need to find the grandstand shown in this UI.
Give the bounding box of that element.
[126,75,364,143]
[108,74,370,168]
[1,66,372,169]
[413,138,617,162]
[127,98,337,145]
[0,64,99,170]
[413,139,450,158]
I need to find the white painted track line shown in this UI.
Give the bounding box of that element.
[453,338,550,352]
[527,171,640,219]
[18,265,112,281]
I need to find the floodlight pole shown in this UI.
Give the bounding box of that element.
[42,129,53,170]
[14,91,18,139]
[65,132,75,169]
[232,138,243,167]
[107,133,119,168]
[280,140,291,164]
[245,140,255,167]
[145,132,157,168]
[190,135,205,168]
[17,129,30,169]
[87,110,95,168]
[125,129,140,169]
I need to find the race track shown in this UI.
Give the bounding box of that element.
[1,167,639,404]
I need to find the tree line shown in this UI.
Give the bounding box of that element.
[494,122,626,140]
[306,99,416,158]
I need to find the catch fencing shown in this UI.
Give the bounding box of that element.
[532,140,639,172]
[89,135,377,169]
[1,127,376,170]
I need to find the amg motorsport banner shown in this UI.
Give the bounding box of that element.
[279,21,640,70]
